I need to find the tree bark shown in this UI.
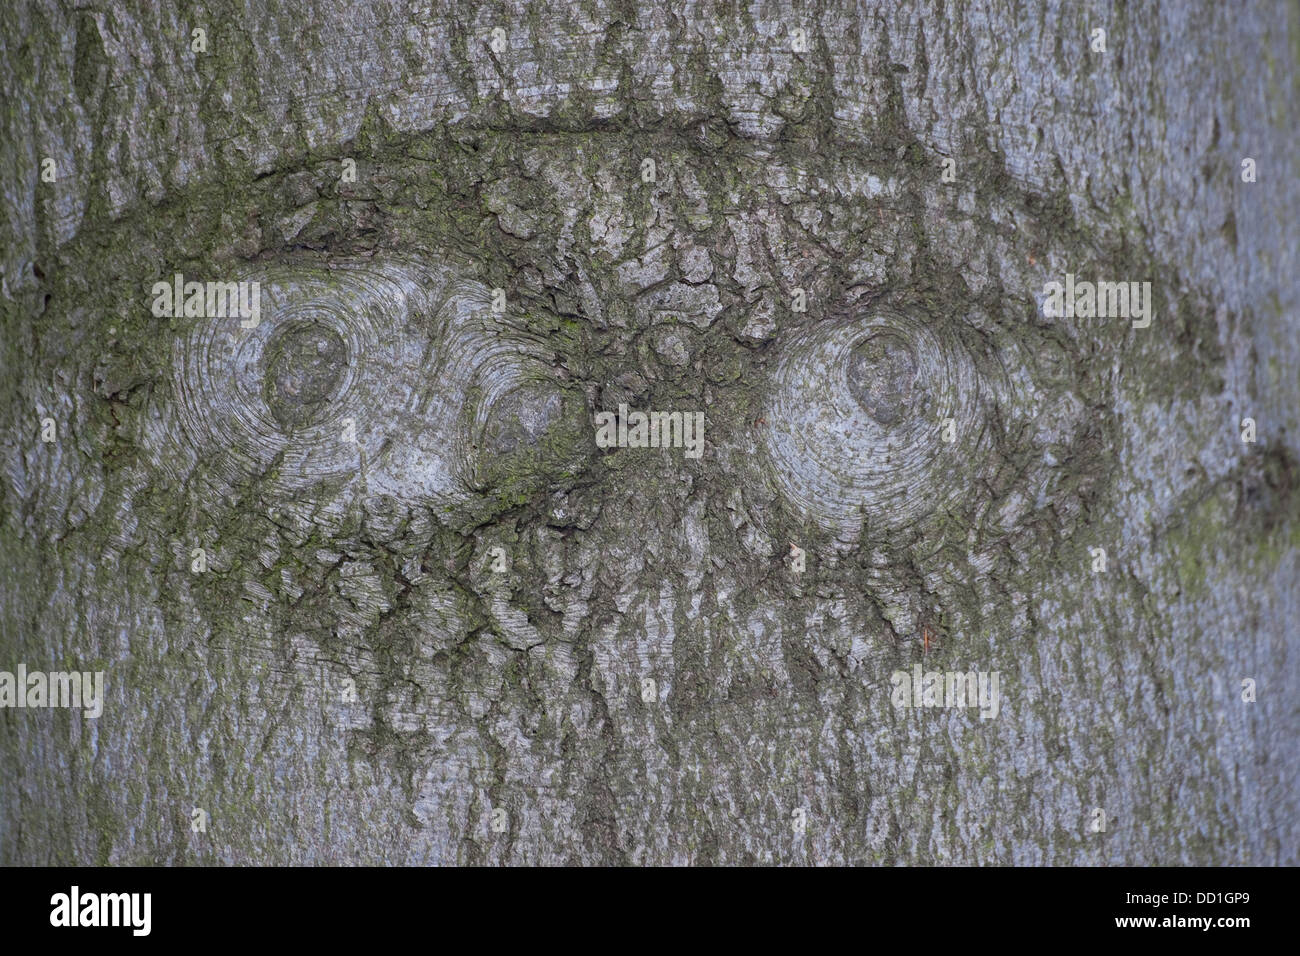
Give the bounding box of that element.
[1,0,1297,865]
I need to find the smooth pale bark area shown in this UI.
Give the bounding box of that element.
[1,1,1297,865]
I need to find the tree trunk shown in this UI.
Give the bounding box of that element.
[2,0,1297,865]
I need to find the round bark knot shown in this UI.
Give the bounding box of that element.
[481,383,564,455]
[265,321,348,429]
[846,333,919,426]
[760,311,1006,543]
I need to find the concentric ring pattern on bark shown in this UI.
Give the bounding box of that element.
[152,257,582,515]
[761,311,1004,542]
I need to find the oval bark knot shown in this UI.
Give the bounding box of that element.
[153,257,586,517]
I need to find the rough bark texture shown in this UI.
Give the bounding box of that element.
[1,0,1297,865]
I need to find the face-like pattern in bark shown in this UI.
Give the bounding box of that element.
[117,137,1103,658]
[7,93,1287,865]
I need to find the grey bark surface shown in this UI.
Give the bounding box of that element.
[1,0,1297,865]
